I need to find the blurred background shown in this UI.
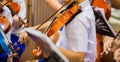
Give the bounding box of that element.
[109,8,120,33]
[25,0,54,26]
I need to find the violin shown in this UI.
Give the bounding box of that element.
[0,15,11,33]
[6,0,29,27]
[46,2,81,37]
[0,2,11,33]
[35,0,81,37]
[0,1,26,60]
[5,0,20,14]
[91,0,112,62]
[1,0,28,27]
[20,1,82,61]
[92,0,111,20]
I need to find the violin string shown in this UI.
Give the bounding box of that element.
[35,2,68,30]
[43,17,57,34]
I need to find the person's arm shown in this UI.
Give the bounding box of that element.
[32,46,86,62]
[58,48,86,62]
[18,21,59,44]
[19,21,86,62]
[45,0,62,11]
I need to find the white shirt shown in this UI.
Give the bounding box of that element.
[56,0,97,62]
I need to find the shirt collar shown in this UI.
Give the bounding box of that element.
[79,0,90,10]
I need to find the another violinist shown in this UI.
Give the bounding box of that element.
[0,0,27,62]
[102,0,120,61]
[19,0,97,62]
[0,0,13,62]
[9,0,27,62]
[90,0,120,62]
[45,0,120,62]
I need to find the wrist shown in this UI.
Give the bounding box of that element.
[102,35,114,43]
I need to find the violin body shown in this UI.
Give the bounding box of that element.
[0,15,11,33]
[0,0,20,33]
[47,1,81,37]
[5,0,21,14]
[8,2,21,14]
[92,0,111,20]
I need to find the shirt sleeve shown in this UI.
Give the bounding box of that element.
[66,13,90,52]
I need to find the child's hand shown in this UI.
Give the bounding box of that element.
[18,32,28,44]
[13,15,21,28]
[101,36,113,55]
[13,15,19,22]
[114,48,120,62]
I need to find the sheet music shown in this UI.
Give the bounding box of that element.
[25,28,69,62]
[94,8,116,37]
[99,8,116,36]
